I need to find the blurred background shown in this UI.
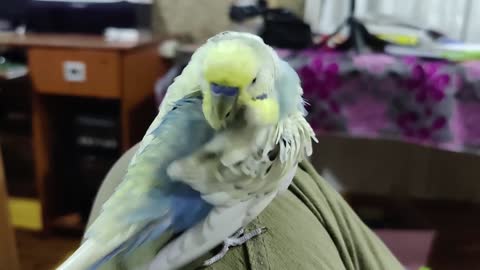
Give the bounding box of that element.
[1,0,480,269]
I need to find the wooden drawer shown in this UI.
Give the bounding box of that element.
[28,49,121,98]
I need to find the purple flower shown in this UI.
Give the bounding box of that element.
[429,74,449,101]
[406,65,425,90]
[311,56,323,72]
[418,128,431,139]
[298,54,342,100]
[433,74,450,89]
[297,52,345,132]
[424,62,442,77]
[329,100,340,114]
[416,91,428,103]
[432,116,447,130]
[396,111,419,128]
[396,117,409,128]
[298,66,317,96]
[402,56,418,66]
[405,63,450,104]
[324,63,341,90]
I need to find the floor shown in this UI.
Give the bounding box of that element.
[421,203,480,270]
[15,230,80,270]
[351,196,480,270]
[14,199,480,270]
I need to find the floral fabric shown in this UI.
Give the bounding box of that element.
[281,49,480,154]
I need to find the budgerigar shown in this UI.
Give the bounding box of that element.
[57,31,316,270]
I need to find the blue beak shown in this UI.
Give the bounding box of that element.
[209,83,239,126]
[211,83,239,97]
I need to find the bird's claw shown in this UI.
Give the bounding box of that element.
[202,227,267,266]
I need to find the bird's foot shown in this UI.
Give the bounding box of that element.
[203,227,267,266]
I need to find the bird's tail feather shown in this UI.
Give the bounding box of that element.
[56,221,173,270]
[56,237,125,270]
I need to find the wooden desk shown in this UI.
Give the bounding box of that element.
[0,33,155,50]
[0,33,167,232]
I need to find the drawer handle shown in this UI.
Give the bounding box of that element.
[63,61,87,82]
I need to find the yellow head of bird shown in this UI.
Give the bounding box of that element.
[202,39,260,129]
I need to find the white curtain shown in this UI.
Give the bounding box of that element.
[304,0,480,42]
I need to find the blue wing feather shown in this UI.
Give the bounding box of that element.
[275,60,306,117]
[87,95,214,269]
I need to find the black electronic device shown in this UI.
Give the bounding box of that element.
[26,0,152,34]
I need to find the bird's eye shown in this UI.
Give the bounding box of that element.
[252,77,257,84]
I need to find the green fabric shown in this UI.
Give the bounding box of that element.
[87,146,403,270]
[193,161,403,270]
